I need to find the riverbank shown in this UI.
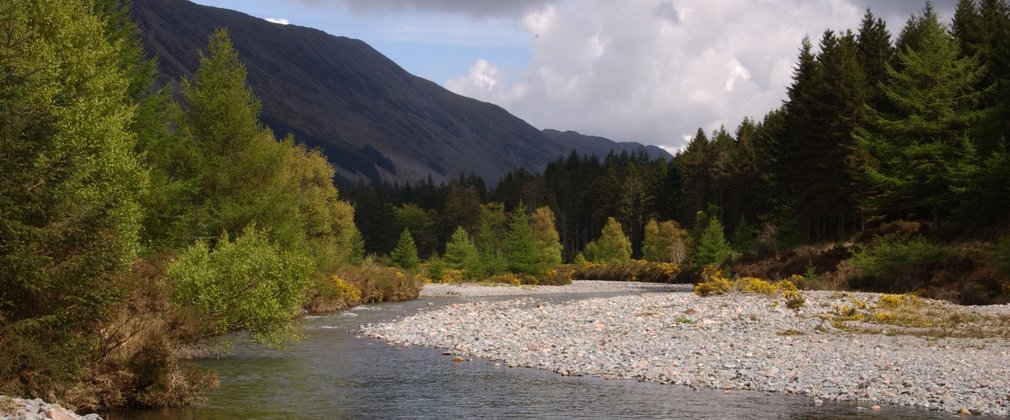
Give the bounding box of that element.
[0,396,101,420]
[420,280,690,297]
[364,282,1010,416]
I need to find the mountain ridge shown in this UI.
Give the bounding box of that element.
[132,0,670,184]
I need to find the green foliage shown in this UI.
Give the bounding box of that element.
[730,218,757,256]
[426,254,445,282]
[474,218,506,276]
[395,203,434,256]
[850,234,947,292]
[502,209,551,275]
[0,0,146,396]
[855,8,987,226]
[333,262,421,303]
[585,217,632,264]
[531,206,563,268]
[443,226,477,269]
[694,219,733,266]
[642,219,691,263]
[168,229,311,347]
[390,229,420,270]
[573,252,588,266]
[566,260,681,283]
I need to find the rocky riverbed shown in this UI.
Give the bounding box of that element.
[364,282,1010,416]
[420,280,690,297]
[0,396,101,420]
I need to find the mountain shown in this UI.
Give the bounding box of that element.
[131,0,670,185]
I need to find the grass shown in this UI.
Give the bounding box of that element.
[777,329,805,336]
[822,293,1010,339]
[0,396,17,413]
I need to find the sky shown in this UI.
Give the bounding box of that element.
[192,0,957,153]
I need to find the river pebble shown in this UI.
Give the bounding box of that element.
[0,396,101,420]
[363,284,1010,416]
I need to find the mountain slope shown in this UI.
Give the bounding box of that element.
[132,0,669,184]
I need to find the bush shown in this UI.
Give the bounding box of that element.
[565,260,681,283]
[693,265,734,296]
[484,269,572,286]
[850,234,947,292]
[168,229,311,347]
[573,252,587,266]
[693,266,803,306]
[426,254,446,283]
[333,262,421,303]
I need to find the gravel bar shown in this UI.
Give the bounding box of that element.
[420,280,692,297]
[364,284,1010,416]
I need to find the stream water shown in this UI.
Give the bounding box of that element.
[110,292,952,419]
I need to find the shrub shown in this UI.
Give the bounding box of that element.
[168,228,311,347]
[334,262,421,303]
[850,234,947,292]
[426,254,446,283]
[783,290,806,309]
[694,265,733,296]
[693,267,804,306]
[566,260,681,283]
[738,277,777,296]
[573,252,588,266]
[304,272,364,313]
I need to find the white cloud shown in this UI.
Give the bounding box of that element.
[265,17,291,25]
[443,0,912,149]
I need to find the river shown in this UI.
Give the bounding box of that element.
[110,291,951,419]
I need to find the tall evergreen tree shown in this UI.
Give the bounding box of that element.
[444,226,477,269]
[502,209,546,275]
[391,228,420,270]
[856,9,893,110]
[1,0,146,395]
[854,9,987,226]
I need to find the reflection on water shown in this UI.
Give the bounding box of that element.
[110,293,951,419]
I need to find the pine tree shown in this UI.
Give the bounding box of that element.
[695,220,733,267]
[475,217,505,275]
[502,209,546,275]
[854,9,987,226]
[857,8,893,110]
[391,228,420,270]
[444,226,477,269]
[1,0,146,395]
[677,128,710,217]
